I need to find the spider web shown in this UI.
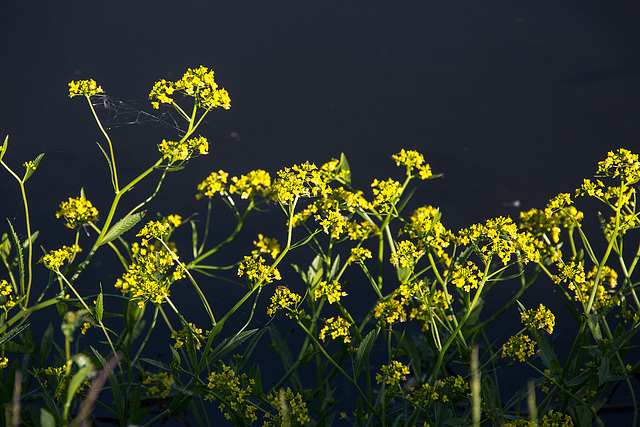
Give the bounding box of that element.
[90,95,186,137]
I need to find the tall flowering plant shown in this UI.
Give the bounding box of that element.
[0,67,638,426]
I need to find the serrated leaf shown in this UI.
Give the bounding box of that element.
[208,329,258,362]
[355,329,378,380]
[168,391,192,413]
[139,358,172,371]
[0,323,29,346]
[91,347,125,421]
[66,365,92,405]
[99,211,146,246]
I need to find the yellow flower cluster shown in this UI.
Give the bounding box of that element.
[0,357,8,369]
[596,148,640,185]
[315,210,349,239]
[394,280,453,331]
[314,280,347,304]
[402,205,452,258]
[35,365,69,399]
[347,246,372,265]
[0,279,16,311]
[137,218,179,241]
[143,371,174,399]
[371,178,402,213]
[252,234,280,259]
[376,360,410,392]
[196,170,230,198]
[457,216,540,265]
[264,387,311,426]
[230,169,272,199]
[319,316,351,343]
[521,303,555,334]
[502,334,536,362]
[569,265,620,310]
[451,261,482,292]
[196,169,273,201]
[56,196,99,229]
[545,193,575,219]
[267,286,302,318]
[390,240,425,268]
[171,323,209,349]
[68,79,103,97]
[41,245,81,270]
[392,149,434,180]
[237,254,281,286]
[410,375,470,405]
[271,161,335,203]
[149,66,231,110]
[157,135,209,163]
[374,298,406,324]
[540,410,575,426]
[205,363,257,422]
[115,241,184,308]
[552,261,586,286]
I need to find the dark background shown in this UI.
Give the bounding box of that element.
[2,0,640,423]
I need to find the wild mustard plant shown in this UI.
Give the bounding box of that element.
[0,67,639,426]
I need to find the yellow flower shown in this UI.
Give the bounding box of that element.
[319,316,351,343]
[390,240,425,268]
[56,196,99,229]
[252,234,280,259]
[374,299,406,324]
[237,254,281,286]
[0,357,8,369]
[40,245,81,270]
[149,66,231,110]
[314,280,347,304]
[196,170,229,198]
[451,261,482,292]
[392,149,434,180]
[502,334,536,362]
[267,286,302,317]
[68,79,103,97]
[347,246,372,264]
[521,303,555,334]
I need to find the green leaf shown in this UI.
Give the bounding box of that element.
[95,291,104,323]
[586,313,602,341]
[598,357,611,386]
[395,263,411,284]
[395,187,416,215]
[23,153,44,181]
[91,347,125,421]
[39,408,56,427]
[0,323,29,346]
[66,365,92,406]
[237,328,267,371]
[6,220,24,293]
[209,329,259,362]
[0,135,8,161]
[99,211,146,246]
[168,391,192,413]
[139,358,172,371]
[329,255,340,281]
[355,329,378,380]
[530,329,560,375]
[337,152,351,186]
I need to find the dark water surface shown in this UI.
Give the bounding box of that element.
[2,0,640,424]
